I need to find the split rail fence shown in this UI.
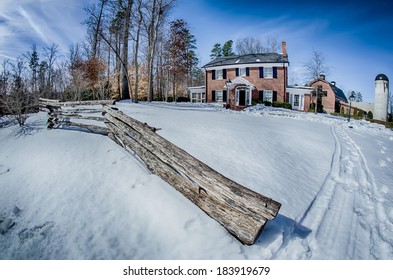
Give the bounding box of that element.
[39,98,281,245]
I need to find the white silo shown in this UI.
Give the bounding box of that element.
[374,74,389,121]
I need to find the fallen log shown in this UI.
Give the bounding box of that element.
[48,119,110,135]
[61,100,115,107]
[104,106,281,245]
[49,112,106,122]
[106,121,267,245]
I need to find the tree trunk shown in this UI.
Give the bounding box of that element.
[120,0,133,100]
[133,0,143,103]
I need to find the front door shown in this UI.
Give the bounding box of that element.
[239,90,246,106]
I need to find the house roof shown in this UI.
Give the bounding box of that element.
[375,73,389,81]
[225,77,256,90]
[330,84,348,103]
[309,78,348,103]
[203,53,289,68]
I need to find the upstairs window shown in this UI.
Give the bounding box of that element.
[236,67,249,77]
[216,69,223,80]
[259,67,277,78]
[212,69,226,80]
[264,67,273,78]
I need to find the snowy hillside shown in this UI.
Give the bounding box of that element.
[1,102,392,259]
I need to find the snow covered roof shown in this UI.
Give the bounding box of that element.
[203,53,289,68]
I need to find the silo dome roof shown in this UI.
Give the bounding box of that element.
[375,74,389,81]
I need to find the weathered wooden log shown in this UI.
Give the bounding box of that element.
[39,98,114,111]
[106,121,267,245]
[50,109,104,115]
[49,112,106,122]
[61,100,115,107]
[39,98,60,103]
[39,98,61,111]
[48,119,110,135]
[104,106,281,245]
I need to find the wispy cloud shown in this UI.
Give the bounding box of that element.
[18,5,49,44]
[0,0,91,60]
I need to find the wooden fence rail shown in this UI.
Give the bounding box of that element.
[40,99,281,245]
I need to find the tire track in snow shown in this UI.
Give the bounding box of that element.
[286,125,392,259]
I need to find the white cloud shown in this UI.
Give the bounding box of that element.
[18,5,50,44]
[0,0,91,60]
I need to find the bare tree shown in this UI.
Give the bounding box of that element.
[120,0,134,100]
[235,37,263,55]
[265,36,280,53]
[0,58,37,126]
[144,0,175,102]
[132,0,144,102]
[303,50,330,82]
[43,43,58,93]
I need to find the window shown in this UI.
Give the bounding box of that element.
[216,69,223,80]
[293,95,299,106]
[263,90,273,102]
[215,90,223,102]
[236,67,249,77]
[263,67,273,78]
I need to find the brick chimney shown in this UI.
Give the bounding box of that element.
[319,74,325,80]
[282,41,287,58]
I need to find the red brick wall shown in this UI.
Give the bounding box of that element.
[309,80,337,113]
[206,66,287,104]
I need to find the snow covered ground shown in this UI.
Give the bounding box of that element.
[0,102,392,259]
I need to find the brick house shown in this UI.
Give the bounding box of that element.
[203,41,289,109]
[308,74,348,113]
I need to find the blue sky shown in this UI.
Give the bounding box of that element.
[1,0,392,102]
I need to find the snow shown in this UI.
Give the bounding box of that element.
[0,102,392,259]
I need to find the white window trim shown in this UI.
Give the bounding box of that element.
[215,90,223,102]
[264,67,273,79]
[263,90,273,102]
[216,69,223,80]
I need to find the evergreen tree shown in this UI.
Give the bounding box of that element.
[210,43,222,59]
[168,19,197,99]
[356,91,363,102]
[222,40,235,56]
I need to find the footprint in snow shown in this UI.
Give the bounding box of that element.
[0,206,21,234]
[380,185,389,194]
[0,165,11,176]
[377,159,387,167]
[19,221,55,244]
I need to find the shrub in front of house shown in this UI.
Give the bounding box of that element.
[176,96,190,102]
[272,102,292,110]
[367,111,373,120]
